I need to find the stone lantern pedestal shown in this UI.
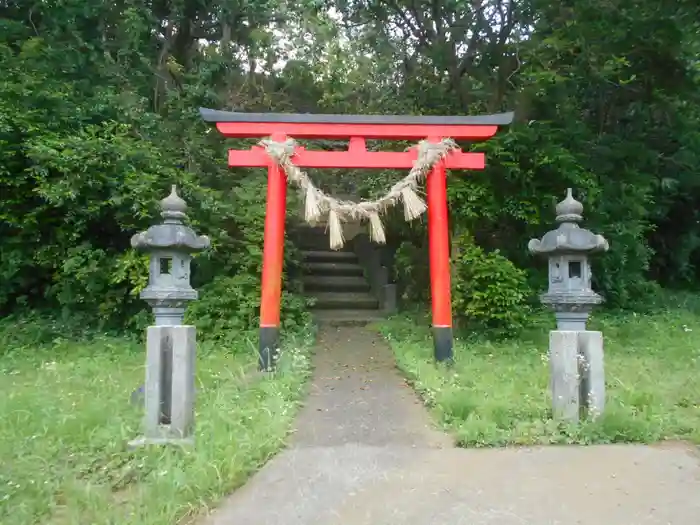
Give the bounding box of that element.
[529,189,609,422]
[128,186,210,447]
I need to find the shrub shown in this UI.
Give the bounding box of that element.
[452,233,533,335]
[185,273,311,347]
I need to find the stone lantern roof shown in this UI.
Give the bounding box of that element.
[528,188,609,256]
[131,186,211,253]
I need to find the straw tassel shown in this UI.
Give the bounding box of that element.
[368,211,386,244]
[304,184,322,224]
[327,208,345,250]
[259,136,457,248]
[400,186,427,221]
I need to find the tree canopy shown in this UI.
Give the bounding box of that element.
[1,0,699,331]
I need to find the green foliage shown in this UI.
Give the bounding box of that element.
[185,274,312,344]
[180,173,310,339]
[451,234,533,334]
[0,27,308,330]
[394,233,532,334]
[334,0,700,308]
[0,33,229,322]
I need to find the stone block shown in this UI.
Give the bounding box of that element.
[548,330,606,423]
[553,309,589,331]
[578,330,605,419]
[170,325,196,437]
[382,283,397,314]
[130,325,196,447]
[377,266,388,286]
[548,331,580,422]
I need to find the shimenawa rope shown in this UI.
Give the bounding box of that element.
[259,137,458,250]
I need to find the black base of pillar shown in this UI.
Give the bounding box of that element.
[432,326,453,364]
[259,326,280,371]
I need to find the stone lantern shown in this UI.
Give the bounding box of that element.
[131,185,210,325]
[528,188,609,330]
[528,188,609,422]
[128,185,210,447]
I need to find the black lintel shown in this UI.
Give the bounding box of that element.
[199,107,515,127]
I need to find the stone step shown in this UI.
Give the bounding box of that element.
[299,242,336,252]
[309,292,379,310]
[294,230,333,250]
[313,309,385,326]
[302,275,370,292]
[304,261,364,276]
[302,250,358,263]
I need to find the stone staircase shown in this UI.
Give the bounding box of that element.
[296,227,385,325]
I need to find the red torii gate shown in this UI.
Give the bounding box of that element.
[200,108,513,368]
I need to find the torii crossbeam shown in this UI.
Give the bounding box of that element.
[200,108,514,368]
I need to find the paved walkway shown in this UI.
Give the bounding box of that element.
[201,326,700,525]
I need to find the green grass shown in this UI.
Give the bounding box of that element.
[378,303,700,447]
[0,315,313,525]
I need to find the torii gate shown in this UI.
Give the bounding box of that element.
[200,108,513,369]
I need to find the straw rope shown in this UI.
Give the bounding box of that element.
[259,137,458,250]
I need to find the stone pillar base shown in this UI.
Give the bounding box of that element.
[132,325,196,446]
[548,330,605,422]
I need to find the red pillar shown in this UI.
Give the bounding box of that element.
[426,144,454,362]
[259,135,287,370]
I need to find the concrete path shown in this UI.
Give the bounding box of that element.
[201,326,700,525]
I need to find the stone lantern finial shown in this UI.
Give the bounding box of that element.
[161,185,188,223]
[555,188,584,223]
